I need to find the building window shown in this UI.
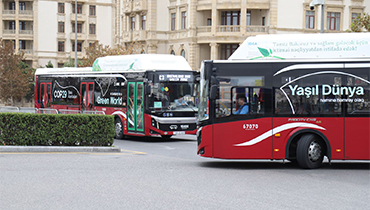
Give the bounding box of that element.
[181,11,187,29]
[352,13,360,23]
[9,2,15,10]
[72,4,83,14]
[72,23,83,33]
[220,44,238,60]
[207,18,212,26]
[171,13,176,31]
[221,11,240,25]
[89,5,96,16]
[19,21,26,30]
[19,40,26,50]
[9,21,16,30]
[58,22,65,33]
[170,50,175,55]
[89,24,96,34]
[262,17,266,26]
[142,15,146,30]
[58,41,65,52]
[58,3,65,14]
[181,49,185,58]
[247,10,251,26]
[305,10,315,29]
[131,17,135,30]
[72,42,83,52]
[327,12,340,30]
[19,2,26,10]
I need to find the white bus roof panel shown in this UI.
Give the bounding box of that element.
[92,54,192,71]
[228,33,370,60]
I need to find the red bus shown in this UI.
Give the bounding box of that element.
[35,54,199,139]
[197,33,370,168]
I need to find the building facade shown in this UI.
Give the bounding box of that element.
[116,0,370,70]
[1,0,369,70]
[1,0,115,68]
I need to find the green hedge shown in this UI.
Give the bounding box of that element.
[0,113,115,146]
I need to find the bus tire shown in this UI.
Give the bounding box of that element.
[115,118,124,139]
[296,134,323,169]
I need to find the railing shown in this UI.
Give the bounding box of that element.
[19,30,33,35]
[0,106,20,113]
[0,107,105,115]
[3,30,16,34]
[217,25,241,32]
[19,49,33,54]
[19,10,33,15]
[36,108,58,114]
[245,26,269,33]
[197,26,211,33]
[3,10,16,15]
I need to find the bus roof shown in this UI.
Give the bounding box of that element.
[35,67,93,75]
[228,33,370,60]
[92,54,192,71]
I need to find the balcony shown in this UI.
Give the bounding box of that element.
[2,10,16,19]
[70,13,87,22]
[19,10,33,19]
[3,29,16,35]
[217,25,241,33]
[169,30,189,40]
[122,31,132,42]
[19,30,34,39]
[70,32,87,41]
[132,30,147,41]
[19,49,33,55]
[197,25,268,35]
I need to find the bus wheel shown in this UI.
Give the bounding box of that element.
[296,134,323,169]
[115,118,124,139]
[161,135,172,140]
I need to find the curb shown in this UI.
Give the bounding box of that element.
[0,146,121,153]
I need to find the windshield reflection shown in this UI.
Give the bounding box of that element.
[148,82,198,112]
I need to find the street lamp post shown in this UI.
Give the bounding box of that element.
[310,0,325,33]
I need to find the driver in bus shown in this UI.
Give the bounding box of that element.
[175,95,188,107]
[234,94,249,114]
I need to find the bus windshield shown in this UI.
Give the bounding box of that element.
[148,81,198,112]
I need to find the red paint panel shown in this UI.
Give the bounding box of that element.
[345,117,370,160]
[212,118,273,159]
[197,125,213,157]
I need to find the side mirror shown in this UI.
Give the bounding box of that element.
[210,85,217,100]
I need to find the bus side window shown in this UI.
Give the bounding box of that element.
[346,75,370,116]
[231,87,270,116]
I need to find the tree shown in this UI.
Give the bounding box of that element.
[45,60,54,68]
[80,41,144,67]
[0,39,34,106]
[63,56,82,67]
[349,13,370,32]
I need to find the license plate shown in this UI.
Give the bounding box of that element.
[173,131,185,135]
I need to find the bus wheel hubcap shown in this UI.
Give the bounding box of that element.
[308,141,321,162]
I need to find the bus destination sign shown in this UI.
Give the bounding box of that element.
[158,74,193,82]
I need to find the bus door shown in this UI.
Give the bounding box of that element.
[39,81,52,108]
[213,86,273,159]
[80,82,95,112]
[127,82,144,134]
